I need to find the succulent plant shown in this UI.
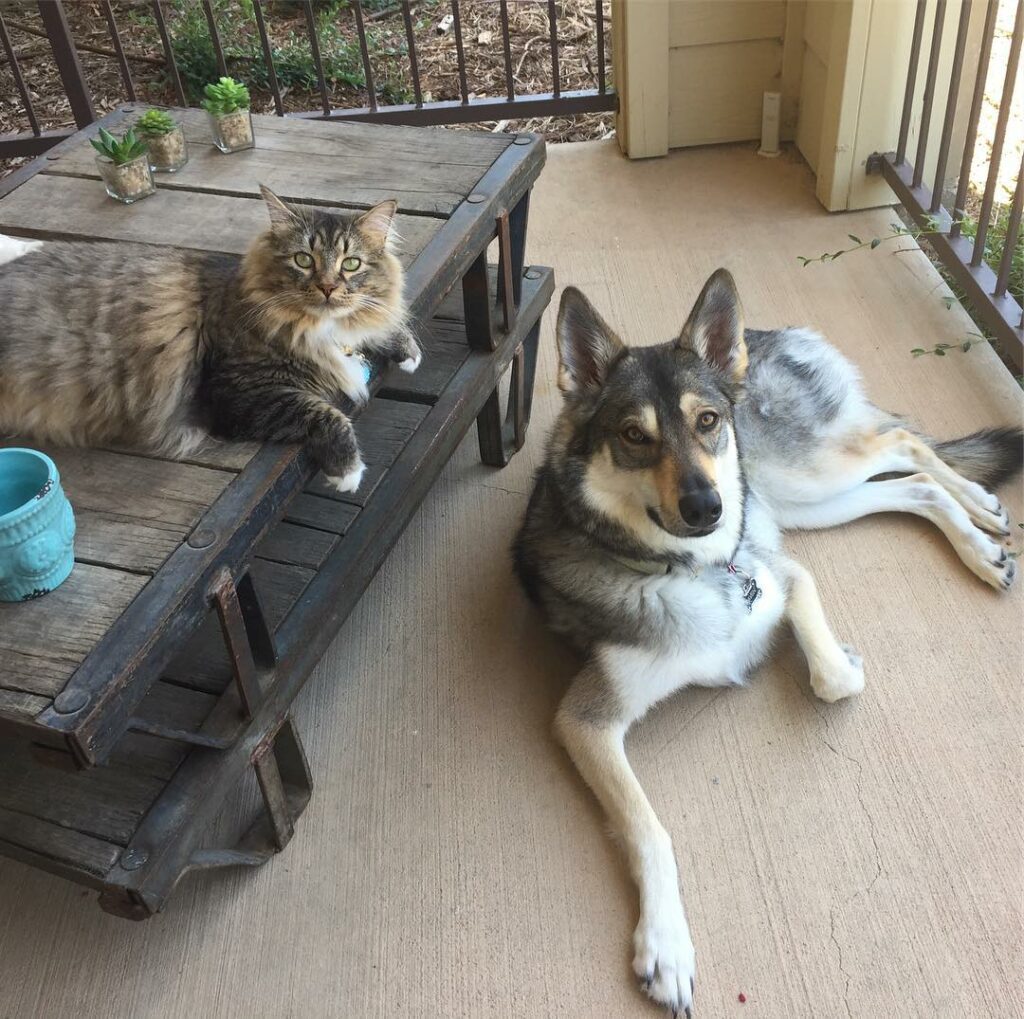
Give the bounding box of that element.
[90,126,148,165]
[201,77,251,117]
[135,109,178,137]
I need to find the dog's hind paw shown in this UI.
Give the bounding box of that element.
[810,644,865,703]
[633,909,695,1016]
[963,532,1019,591]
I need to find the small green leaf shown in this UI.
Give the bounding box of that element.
[962,340,972,352]
[848,234,862,244]
[870,238,881,249]
[910,348,926,355]
[941,296,955,309]
[934,347,946,356]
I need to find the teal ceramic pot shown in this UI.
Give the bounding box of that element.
[0,448,75,602]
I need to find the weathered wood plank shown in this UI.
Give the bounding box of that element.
[0,176,442,261]
[283,492,360,535]
[43,108,512,215]
[305,399,429,507]
[0,689,50,722]
[0,738,164,844]
[0,564,147,700]
[380,319,470,401]
[0,805,121,876]
[254,521,338,570]
[0,444,235,575]
[107,440,260,473]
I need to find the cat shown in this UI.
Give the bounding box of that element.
[0,185,420,492]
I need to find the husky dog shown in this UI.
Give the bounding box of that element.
[513,270,1021,1016]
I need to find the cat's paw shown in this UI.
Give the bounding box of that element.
[397,342,422,373]
[323,458,366,494]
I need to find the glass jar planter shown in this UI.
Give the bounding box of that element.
[95,153,156,204]
[143,124,188,172]
[208,109,254,153]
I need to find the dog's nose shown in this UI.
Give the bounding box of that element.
[678,488,722,529]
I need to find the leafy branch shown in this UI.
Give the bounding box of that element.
[797,216,946,267]
[910,332,989,357]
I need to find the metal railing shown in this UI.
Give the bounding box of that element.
[0,0,615,158]
[870,0,1023,367]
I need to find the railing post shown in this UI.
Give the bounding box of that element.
[37,0,95,129]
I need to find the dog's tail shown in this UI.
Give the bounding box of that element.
[931,426,1023,489]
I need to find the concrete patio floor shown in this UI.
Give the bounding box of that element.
[0,139,1021,1019]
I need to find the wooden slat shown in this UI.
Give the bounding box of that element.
[0,446,235,575]
[253,521,337,570]
[380,318,471,401]
[108,440,260,473]
[0,688,50,722]
[0,806,121,876]
[0,175,442,261]
[305,399,430,507]
[283,492,360,535]
[0,564,147,700]
[41,108,512,215]
[0,738,164,844]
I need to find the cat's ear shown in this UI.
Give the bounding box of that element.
[354,200,397,249]
[556,287,625,395]
[259,184,298,230]
[677,268,747,381]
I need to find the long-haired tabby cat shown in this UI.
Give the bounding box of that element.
[0,185,419,492]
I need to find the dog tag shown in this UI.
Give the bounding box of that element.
[741,576,762,610]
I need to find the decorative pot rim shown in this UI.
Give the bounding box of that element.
[0,448,61,530]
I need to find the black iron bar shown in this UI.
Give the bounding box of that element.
[201,0,227,78]
[302,0,331,116]
[547,0,560,98]
[952,0,999,237]
[0,12,41,136]
[897,0,928,165]
[912,0,946,189]
[930,0,972,211]
[596,0,606,94]
[151,1,186,106]
[352,1,378,113]
[400,2,423,107]
[499,0,515,101]
[972,0,1023,266]
[994,150,1023,298]
[252,0,284,116]
[451,0,469,103]
[101,0,136,102]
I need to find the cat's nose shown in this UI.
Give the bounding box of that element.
[317,283,336,299]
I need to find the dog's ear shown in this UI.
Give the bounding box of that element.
[678,269,747,381]
[556,287,625,394]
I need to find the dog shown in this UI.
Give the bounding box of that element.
[513,269,1022,1016]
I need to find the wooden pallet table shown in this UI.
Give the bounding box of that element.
[0,106,553,917]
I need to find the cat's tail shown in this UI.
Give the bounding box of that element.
[931,426,1024,489]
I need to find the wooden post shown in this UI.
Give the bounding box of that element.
[613,0,669,159]
[37,0,95,130]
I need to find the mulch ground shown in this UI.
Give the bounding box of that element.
[0,0,613,180]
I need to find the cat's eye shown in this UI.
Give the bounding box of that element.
[621,425,649,445]
[341,256,362,272]
[697,410,720,431]
[293,252,314,269]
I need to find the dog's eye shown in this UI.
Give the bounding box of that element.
[294,252,314,269]
[697,411,719,431]
[341,256,362,272]
[621,425,648,445]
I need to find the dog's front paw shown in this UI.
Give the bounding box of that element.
[633,909,695,1017]
[810,644,865,703]
[323,457,365,494]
